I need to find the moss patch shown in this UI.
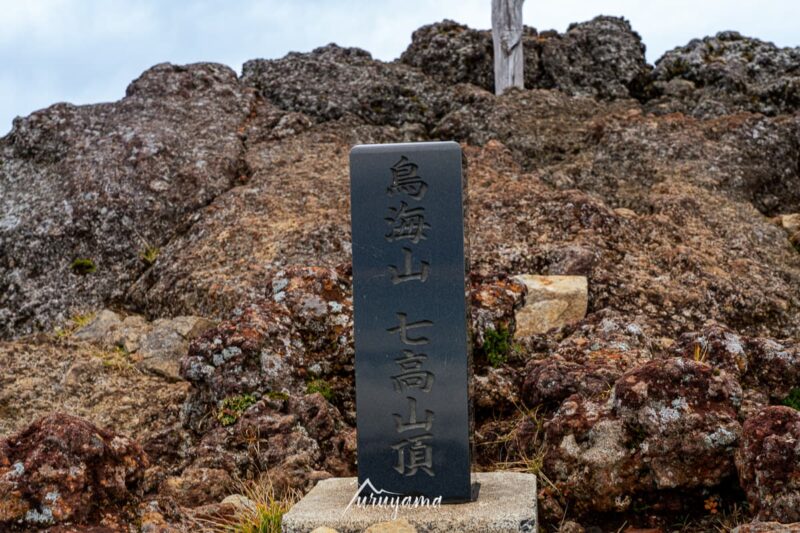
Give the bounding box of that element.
[217,393,258,426]
[70,258,96,275]
[306,379,333,401]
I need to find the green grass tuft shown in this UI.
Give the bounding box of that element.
[139,246,160,266]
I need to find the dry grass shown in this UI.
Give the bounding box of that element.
[53,312,96,338]
[193,475,300,533]
[483,402,559,493]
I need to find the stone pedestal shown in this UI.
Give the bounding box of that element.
[282,472,537,533]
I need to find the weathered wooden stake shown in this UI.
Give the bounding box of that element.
[491,0,525,95]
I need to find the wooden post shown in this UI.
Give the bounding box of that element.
[491,0,525,95]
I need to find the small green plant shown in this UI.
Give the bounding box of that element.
[782,388,800,410]
[217,394,258,426]
[265,390,289,401]
[306,379,333,401]
[70,258,96,275]
[483,326,511,367]
[139,246,160,266]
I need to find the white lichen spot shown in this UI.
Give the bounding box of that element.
[25,507,54,525]
[328,301,343,313]
[0,214,20,231]
[559,434,581,459]
[671,397,689,411]
[44,491,59,503]
[626,323,643,337]
[723,332,745,356]
[301,295,327,316]
[599,318,619,334]
[614,494,631,511]
[212,346,242,366]
[10,461,25,478]
[703,427,738,448]
[272,278,289,294]
[583,420,628,466]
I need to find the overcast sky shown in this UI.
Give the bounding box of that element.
[2,0,799,135]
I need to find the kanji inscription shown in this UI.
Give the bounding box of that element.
[350,141,472,503]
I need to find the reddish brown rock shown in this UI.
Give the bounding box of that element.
[469,275,526,351]
[179,266,354,431]
[736,407,800,523]
[182,394,354,496]
[0,414,147,528]
[522,310,654,409]
[671,322,800,401]
[543,358,741,514]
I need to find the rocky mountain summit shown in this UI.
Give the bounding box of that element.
[1,15,800,532]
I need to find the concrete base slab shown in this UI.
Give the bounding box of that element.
[282,472,537,533]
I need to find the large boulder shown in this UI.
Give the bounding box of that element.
[0,63,254,338]
[401,16,649,99]
[241,44,453,129]
[126,114,401,320]
[0,414,148,528]
[543,358,742,514]
[736,406,800,523]
[649,32,800,117]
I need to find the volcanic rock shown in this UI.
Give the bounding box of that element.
[736,406,800,522]
[0,414,147,528]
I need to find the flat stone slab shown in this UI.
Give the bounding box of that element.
[513,275,588,337]
[282,472,537,533]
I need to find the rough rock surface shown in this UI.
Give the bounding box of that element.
[0,334,189,443]
[181,393,355,497]
[732,523,800,533]
[0,414,148,528]
[241,45,453,129]
[0,13,799,533]
[179,266,355,431]
[543,358,742,514]
[736,407,800,523]
[649,32,800,117]
[73,309,214,380]
[401,16,649,99]
[0,63,254,338]
[513,275,588,336]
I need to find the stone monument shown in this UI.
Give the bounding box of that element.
[282,141,537,532]
[349,141,472,502]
